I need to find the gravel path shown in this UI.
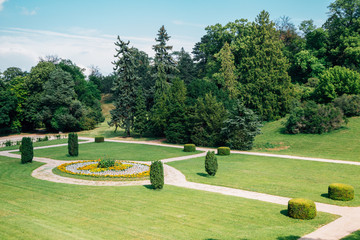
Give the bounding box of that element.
[1,137,359,239]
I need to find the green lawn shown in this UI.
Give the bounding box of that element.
[0,156,337,239]
[253,116,360,161]
[29,142,201,161]
[168,154,360,206]
[0,138,71,152]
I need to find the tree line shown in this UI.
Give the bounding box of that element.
[1,0,359,149]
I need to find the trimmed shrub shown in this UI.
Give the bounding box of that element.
[95,136,104,143]
[68,133,78,156]
[20,137,33,164]
[150,160,164,189]
[184,144,196,152]
[328,183,354,201]
[288,198,316,220]
[205,151,218,176]
[217,147,230,155]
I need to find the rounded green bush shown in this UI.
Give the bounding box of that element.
[288,198,316,220]
[95,136,104,143]
[328,183,354,201]
[217,147,230,155]
[150,160,164,190]
[184,144,196,152]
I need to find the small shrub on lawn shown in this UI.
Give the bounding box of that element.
[328,183,354,201]
[68,133,79,156]
[4,140,12,147]
[184,144,196,152]
[95,136,105,143]
[333,94,360,117]
[20,137,33,164]
[288,198,316,220]
[205,151,218,176]
[150,160,164,189]
[217,147,230,155]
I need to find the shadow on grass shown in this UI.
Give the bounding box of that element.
[197,172,210,177]
[143,185,154,190]
[280,209,288,217]
[321,193,330,199]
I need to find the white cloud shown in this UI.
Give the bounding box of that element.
[21,7,38,16]
[0,0,7,11]
[0,27,197,75]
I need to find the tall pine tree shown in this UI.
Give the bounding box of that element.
[133,87,148,137]
[238,11,292,120]
[109,36,138,137]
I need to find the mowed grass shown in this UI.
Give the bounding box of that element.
[0,156,337,239]
[168,154,360,206]
[253,116,360,161]
[0,138,72,152]
[30,142,201,161]
[342,230,360,240]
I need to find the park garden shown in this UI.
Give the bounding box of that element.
[1,0,360,239]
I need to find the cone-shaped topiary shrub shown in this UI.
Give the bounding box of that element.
[205,151,218,176]
[150,160,164,189]
[68,133,78,156]
[288,198,316,220]
[184,144,196,152]
[328,183,354,201]
[20,137,33,164]
[217,147,230,155]
[95,136,104,143]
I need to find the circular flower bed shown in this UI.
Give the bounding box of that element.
[57,160,150,178]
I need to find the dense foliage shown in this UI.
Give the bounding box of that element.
[183,144,196,152]
[20,137,33,164]
[284,101,345,134]
[150,160,164,189]
[333,94,360,117]
[217,147,230,156]
[205,151,218,176]
[2,0,359,140]
[68,133,79,156]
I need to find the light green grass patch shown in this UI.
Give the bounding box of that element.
[29,142,201,161]
[0,156,337,240]
[168,154,360,206]
[253,117,360,161]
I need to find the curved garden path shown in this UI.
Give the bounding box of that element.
[1,137,360,239]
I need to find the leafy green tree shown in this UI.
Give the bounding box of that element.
[165,78,188,143]
[191,93,227,147]
[88,66,102,91]
[0,84,17,133]
[133,88,148,137]
[221,101,262,150]
[20,137,33,164]
[1,67,26,83]
[291,50,325,83]
[238,11,293,120]
[40,68,77,131]
[314,66,360,103]
[109,37,138,137]
[213,42,238,99]
[324,0,360,70]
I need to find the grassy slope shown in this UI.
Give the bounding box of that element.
[29,142,200,161]
[0,156,336,240]
[168,154,360,206]
[342,230,360,240]
[253,116,360,161]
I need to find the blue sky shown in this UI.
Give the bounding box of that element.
[0,0,333,75]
